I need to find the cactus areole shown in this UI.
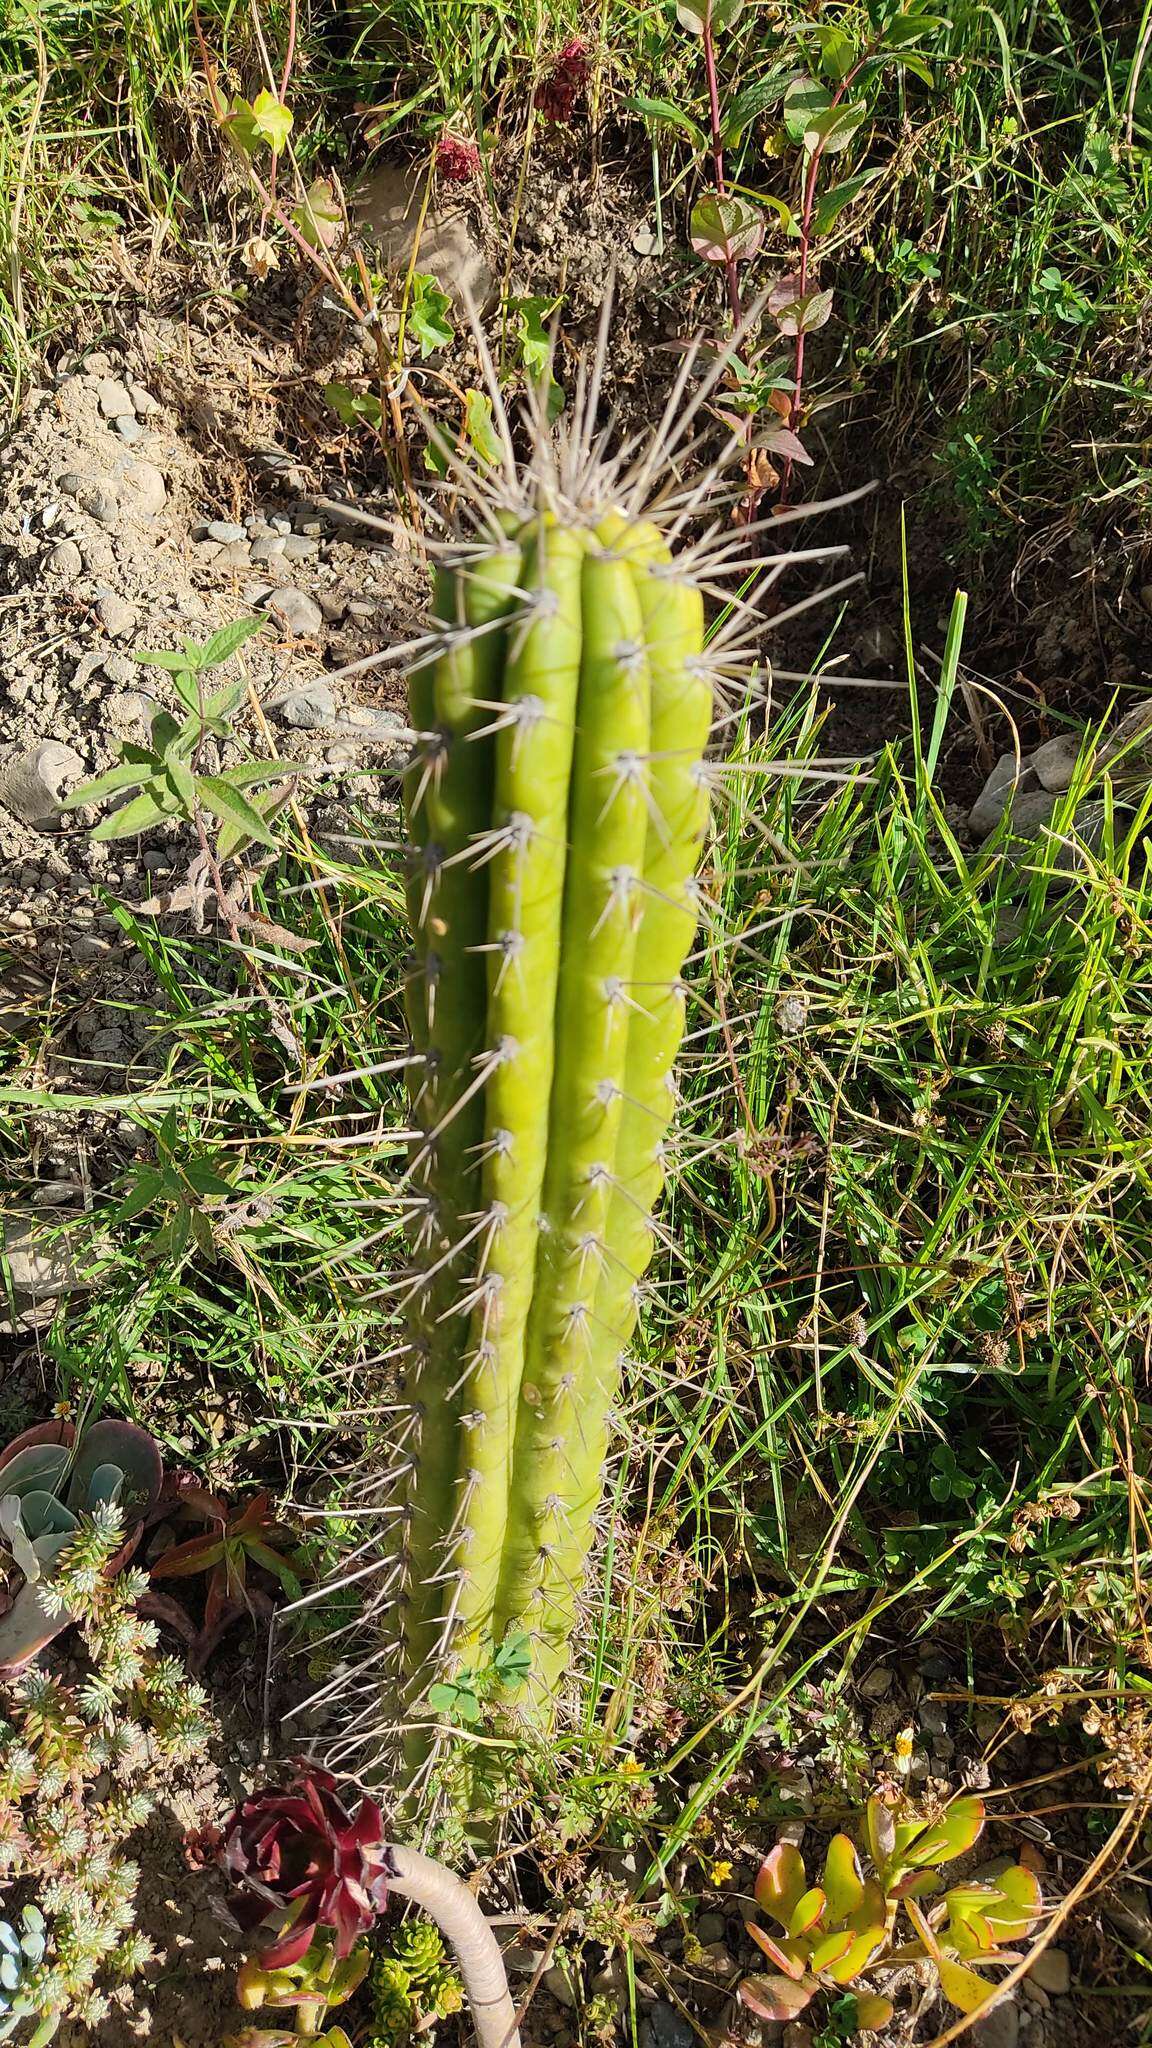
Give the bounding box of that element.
[399,433,714,1746]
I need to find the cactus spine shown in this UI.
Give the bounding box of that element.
[399,476,710,1739]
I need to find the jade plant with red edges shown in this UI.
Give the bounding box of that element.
[738,1791,1042,2031]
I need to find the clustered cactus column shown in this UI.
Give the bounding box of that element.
[398,488,710,1734]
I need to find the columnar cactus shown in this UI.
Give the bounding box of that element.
[393,354,854,1760]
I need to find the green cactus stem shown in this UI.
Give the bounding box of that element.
[388,342,861,1775]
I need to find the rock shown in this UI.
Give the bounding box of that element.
[919,1698,948,1737]
[249,535,288,565]
[317,591,346,622]
[1104,1887,1152,1947]
[266,586,323,637]
[858,1665,893,1700]
[1031,734,1081,791]
[119,458,166,518]
[79,478,120,526]
[1,1213,95,1298]
[282,534,321,560]
[542,1966,577,2010]
[1027,1949,1070,1996]
[969,751,1030,837]
[114,415,144,444]
[206,520,248,544]
[102,651,137,686]
[858,620,899,666]
[695,1913,726,1945]
[1000,788,1060,841]
[128,381,160,415]
[45,538,83,578]
[500,1944,547,1977]
[1022,1982,1049,2010]
[98,378,135,419]
[96,590,137,638]
[325,742,360,768]
[279,682,336,730]
[354,163,494,308]
[643,2003,693,2048]
[106,691,155,736]
[970,1999,1019,2048]
[270,514,293,535]
[0,741,85,828]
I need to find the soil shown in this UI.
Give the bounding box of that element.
[0,148,1146,2048]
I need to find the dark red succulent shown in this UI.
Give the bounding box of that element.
[217,1765,393,1968]
[533,36,591,124]
[435,133,481,183]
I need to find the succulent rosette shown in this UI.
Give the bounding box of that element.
[219,1765,393,1968]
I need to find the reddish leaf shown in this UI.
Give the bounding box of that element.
[690,191,765,265]
[737,1974,815,2023]
[755,1842,807,1925]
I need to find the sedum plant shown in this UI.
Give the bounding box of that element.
[740,1790,1042,2030]
[0,1500,210,2043]
[392,327,857,1768]
[0,1418,163,1675]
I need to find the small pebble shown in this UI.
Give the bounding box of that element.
[128,381,160,415]
[1027,1949,1070,1996]
[270,513,293,535]
[281,533,321,560]
[858,1665,893,1701]
[279,683,336,730]
[118,458,166,518]
[79,479,120,526]
[206,520,249,544]
[45,538,83,578]
[98,377,135,419]
[96,591,137,638]
[266,586,323,637]
[325,742,359,768]
[249,535,287,565]
[114,415,144,444]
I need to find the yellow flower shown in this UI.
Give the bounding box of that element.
[709,1860,733,1887]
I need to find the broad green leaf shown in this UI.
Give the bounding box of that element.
[804,101,867,153]
[164,756,198,814]
[755,1842,808,1924]
[676,0,746,28]
[493,1629,532,1688]
[250,90,293,153]
[464,389,503,466]
[891,50,936,84]
[409,272,454,358]
[748,1925,808,1979]
[737,1974,814,2023]
[855,1994,895,2032]
[883,11,947,44]
[788,1886,826,1937]
[201,617,266,669]
[295,178,341,250]
[198,775,281,852]
[981,1865,1042,1939]
[783,75,830,145]
[823,1835,865,1919]
[814,23,857,79]
[938,1957,1000,2016]
[624,94,706,145]
[809,1926,854,1974]
[171,669,205,716]
[325,382,383,430]
[865,1795,897,1871]
[137,646,199,673]
[904,1795,985,1867]
[826,1924,886,1984]
[510,293,561,378]
[62,759,149,809]
[813,168,881,235]
[427,1677,482,1723]
[91,784,179,839]
[690,191,764,264]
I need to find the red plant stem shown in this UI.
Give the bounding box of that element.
[702,4,743,331]
[781,45,877,501]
